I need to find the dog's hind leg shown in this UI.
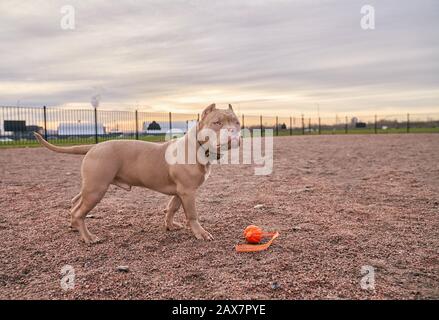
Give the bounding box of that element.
[70,184,109,244]
[69,192,82,230]
[71,192,81,206]
[164,196,183,230]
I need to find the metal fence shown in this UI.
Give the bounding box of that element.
[1,106,438,146]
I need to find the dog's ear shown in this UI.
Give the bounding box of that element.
[201,103,216,119]
[228,104,234,112]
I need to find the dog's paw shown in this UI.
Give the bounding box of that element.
[193,229,214,241]
[82,234,102,245]
[165,221,184,231]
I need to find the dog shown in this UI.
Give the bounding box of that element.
[34,104,241,244]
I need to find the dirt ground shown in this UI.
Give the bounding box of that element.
[0,134,438,300]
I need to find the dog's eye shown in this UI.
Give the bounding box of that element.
[213,121,222,126]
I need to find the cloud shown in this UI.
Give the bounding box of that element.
[0,0,438,115]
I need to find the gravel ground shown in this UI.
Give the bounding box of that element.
[0,134,438,299]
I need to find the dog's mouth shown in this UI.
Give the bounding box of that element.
[217,139,240,151]
[201,139,239,161]
[229,135,241,145]
[217,136,241,149]
[199,135,240,160]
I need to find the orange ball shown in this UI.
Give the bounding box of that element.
[244,225,263,244]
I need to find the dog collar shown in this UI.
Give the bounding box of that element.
[198,141,222,161]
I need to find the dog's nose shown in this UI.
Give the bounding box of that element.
[225,127,240,135]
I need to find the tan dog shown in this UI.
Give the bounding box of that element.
[34,104,241,244]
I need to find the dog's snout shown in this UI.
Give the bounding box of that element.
[224,126,240,135]
[220,127,241,146]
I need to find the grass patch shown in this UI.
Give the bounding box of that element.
[1,128,438,149]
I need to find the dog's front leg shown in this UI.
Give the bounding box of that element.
[179,192,213,241]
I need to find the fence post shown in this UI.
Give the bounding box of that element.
[135,110,139,140]
[94,107,98,144]
[43,106,48,140]
[275,116,279,136]
[169,112,172,137]
[289,116,292,136]
[374,115,377,134]
[196,113,200,138]
[345,116,348,134]
[260,115,263,136]
[318,117,321,135]
[301,114,305,135]
[407,113,410,133]
[308,118,311,133]
[241,114,245,130]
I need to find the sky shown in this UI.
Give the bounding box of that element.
[0,0,438,116]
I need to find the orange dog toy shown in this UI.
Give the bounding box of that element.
[236,225,279,252]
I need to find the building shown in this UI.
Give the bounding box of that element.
[142,120,197,135]
[58,123,105,136]
[2,120,43,139]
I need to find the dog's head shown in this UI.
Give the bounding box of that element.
[198,103,241,151]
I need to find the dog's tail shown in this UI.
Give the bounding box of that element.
[34,132,93,155]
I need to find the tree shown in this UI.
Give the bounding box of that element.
[147,121,161,131]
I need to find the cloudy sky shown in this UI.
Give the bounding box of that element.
[0,0,438,116]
